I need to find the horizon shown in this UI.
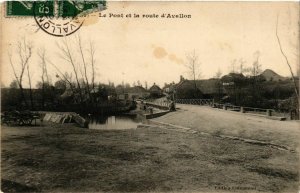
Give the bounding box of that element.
[1,67,295,89]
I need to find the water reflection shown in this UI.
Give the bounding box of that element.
[88,115,143,130]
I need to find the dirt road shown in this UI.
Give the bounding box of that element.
[154,104,300,151]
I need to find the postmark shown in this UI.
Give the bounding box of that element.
[6,1,106,37]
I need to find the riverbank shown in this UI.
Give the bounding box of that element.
[1,120,298,192]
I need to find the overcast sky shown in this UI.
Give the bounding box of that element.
[1,2,299,88]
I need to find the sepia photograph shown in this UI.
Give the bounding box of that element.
[0,1,299,192]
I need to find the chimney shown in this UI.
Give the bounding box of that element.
[180,75,184,81]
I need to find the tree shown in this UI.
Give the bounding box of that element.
[26,55,34,109]
[249,51,264,106]
[77,35,91,98]
[8,37,33,108]
[89,40,96,92]
[37,47,50,109]
[125,83,130,88]
[238,58,246,74]
[276,14,298,99]
[56,35,98,104]
[214,69,223,102]
[9,80,18,89]
[214,68,222,79]
[185,50,201,92]
[48,59,75,93]
[229,59,237,73]
[57,37,84,103]
[54,80,67,91]
[251,51,262,77]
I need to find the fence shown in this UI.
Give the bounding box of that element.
[212,102,286,119]
[175,99,214,106]
[145,98,293,119]
[175,99,288,120]
[145,99,172,110]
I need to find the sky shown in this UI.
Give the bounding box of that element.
[1,1,299,88]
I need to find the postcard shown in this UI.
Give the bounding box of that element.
[0,1,299,192]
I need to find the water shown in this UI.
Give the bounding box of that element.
[88,115,143,130]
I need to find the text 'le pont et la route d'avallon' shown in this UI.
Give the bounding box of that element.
[99,12,192,19]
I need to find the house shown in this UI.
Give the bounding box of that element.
[175,79,203,99]
[116,86,149,100]
[195,78,225,99]
[127,86,150,100]
[163,82,176,94]
[149,83,163,97]
[174,75,225,99]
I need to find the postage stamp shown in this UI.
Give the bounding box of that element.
[6,1,106,36]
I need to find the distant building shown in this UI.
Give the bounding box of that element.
[174,76,225,99]
[196,78,225,99]
[175,79,203,99]
[149,83,163,97]
[116,86,149,100]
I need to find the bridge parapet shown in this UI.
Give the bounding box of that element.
[175,99,214,106]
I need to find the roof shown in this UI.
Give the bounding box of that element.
[176,79,223,94]
[195,79,221,94]
[127,86,148,93]
[221,73,245,82]
[116,86,148,94]
[149,84,162,91]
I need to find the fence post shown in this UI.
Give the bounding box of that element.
[240,107,245,113]
[266,109,272,116]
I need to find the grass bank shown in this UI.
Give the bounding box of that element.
[1,122,298,192]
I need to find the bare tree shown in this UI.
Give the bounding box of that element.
[276,14,298,98]
[77,35,91,97]
[47,59,75,92]
[89,40,96,92]
[185,50,201,91]
[56,36,98,104]
[37,47,50,109]
[238,58,247,74]
[26,57,34,109]
[214,68,222,79]
[8,37,33,108]
[214,68,223,102]
[57,38,84,103]
[229,59,237,73]
[251,51,262,77]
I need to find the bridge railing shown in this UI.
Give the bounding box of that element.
[175,99,284,118]
[175,99,214,106]
[213,102,276,117]
[144,99,172,110]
